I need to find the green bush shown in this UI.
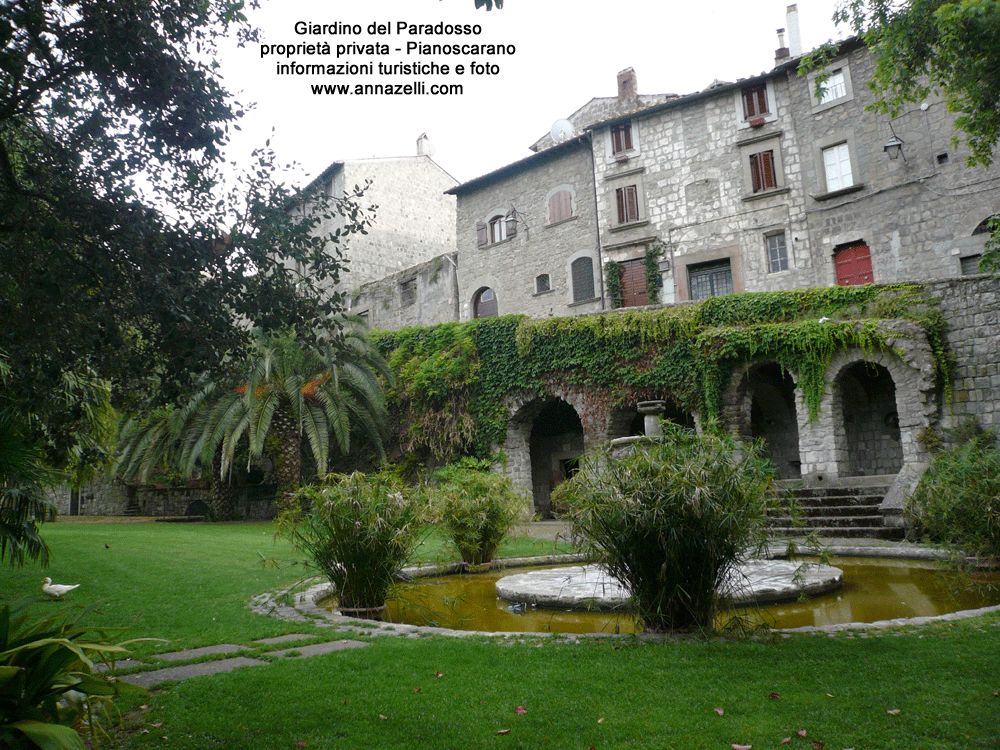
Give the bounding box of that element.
[552,425,776,633]
[431,460,530,565]
[278,472,425,612]
[907,431,1000,559]
[0,601,145,750]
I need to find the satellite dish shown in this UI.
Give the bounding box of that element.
[550,119,575,143]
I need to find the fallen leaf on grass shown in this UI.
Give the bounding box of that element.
[781,739,791,745]
[295,742,306,749]
[435,672,443,678]
[826,693,834,698]
[768,693,782,700]
[514,706,527,715]
[379,714,388,721]
[714,708,725,716]
[151,723,163,728]
[598,717,605,724]
[497,729,511,735]
[886,709,901,715]
[731,744,752,750]
[797,729,808,737]
[414,687,421,693]
[812,742,825,749]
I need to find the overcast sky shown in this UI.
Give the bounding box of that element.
[216,0,848,187]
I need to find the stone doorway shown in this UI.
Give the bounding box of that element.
[528,399,584,517]
[835,361,903,476]
[749,363,802,479]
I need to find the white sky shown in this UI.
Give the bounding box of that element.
[217,0,848,187]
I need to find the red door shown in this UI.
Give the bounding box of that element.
[834,243,874,286]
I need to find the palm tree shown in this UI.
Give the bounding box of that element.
[117,320,391,511]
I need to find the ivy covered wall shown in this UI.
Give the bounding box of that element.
[373,283,950,466]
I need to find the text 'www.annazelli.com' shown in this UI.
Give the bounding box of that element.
[310,82,464,95]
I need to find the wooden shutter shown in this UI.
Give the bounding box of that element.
[616,185,639,224]
[476,221,487,247]
[620,258,649,307]
[750,151,776,193]
[571,257,595,302]
[612,123,633,155]
[833,243,873,286]
[743,85,768,119]
[549,190,572,223]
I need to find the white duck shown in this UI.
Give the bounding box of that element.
[42,577,80,600]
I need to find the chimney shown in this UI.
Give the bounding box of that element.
[775,27,789,64]
[416,132,434,156]
[617,67,637,106]
[786,4,802,57]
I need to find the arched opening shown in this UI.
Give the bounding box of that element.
[528,399,584,517]
[748,363,801,479]
[836,361,903,476]
[473,287,498,318]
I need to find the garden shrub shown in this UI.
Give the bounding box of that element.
[551,424,777,632]
[907,429,1000,560]
[279,472,425,612]
[431,459,530,565]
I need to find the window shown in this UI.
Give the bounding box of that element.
[823,143,854,192]
[611,122,633,157]
[477,212,517,247]
[960,255,983,275]
[399,278,416,307]
[688,259,734,300]
[766,232,789,273]
[535,274,551,293]
[616,185,640,224]
[548,190,573,224]
[749,151,777,193]
[571,257,595,302]
[819,69,847,105]
[742,83,769,120]
[473,287,498,318]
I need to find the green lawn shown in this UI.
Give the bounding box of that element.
[3,522,999,749]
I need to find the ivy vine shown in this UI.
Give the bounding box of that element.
[375,284,950,462]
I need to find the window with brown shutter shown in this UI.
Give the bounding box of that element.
[571,257,595,302]
[548,190,573,224]
[488,215,507,244]
[742,83,769,119]
[749,150,776,193]
[616,185,640,224]
[611,122,633,156]
[476,221,487,247]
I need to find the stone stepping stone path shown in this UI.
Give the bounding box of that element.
[116,637,370,688]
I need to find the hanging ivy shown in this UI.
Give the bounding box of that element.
[375,284,950,462]
[604,261,624,309]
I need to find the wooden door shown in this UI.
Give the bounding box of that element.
[834,243,873,286]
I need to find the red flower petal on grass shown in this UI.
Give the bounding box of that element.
[435,671,443,678]
[714,707,725,716]
[812,742,825,749]
[514,706,527,715]
[768,693,782,700]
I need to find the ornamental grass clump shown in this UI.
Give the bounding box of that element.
[907,427,1000,562]
[278,472,425,613]
[552,424,776,633]
[431,460,530,566]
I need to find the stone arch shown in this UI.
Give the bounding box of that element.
[831,360,903,477]
[723,361,802,478]
[500,393,585,517]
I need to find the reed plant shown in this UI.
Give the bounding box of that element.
[552,424,776,632]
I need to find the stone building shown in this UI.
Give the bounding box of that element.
[290,139,459,301]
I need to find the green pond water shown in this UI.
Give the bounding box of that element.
[373,558,1000,634]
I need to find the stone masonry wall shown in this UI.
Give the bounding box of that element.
[454,141,603,322]
[352,252,459,330]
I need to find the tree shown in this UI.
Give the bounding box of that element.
[0,0,373,458]
[116,321,391,511]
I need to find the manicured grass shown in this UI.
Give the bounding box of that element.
[3,521,999,749]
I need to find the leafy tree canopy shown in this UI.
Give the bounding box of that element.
[0,0,373,461]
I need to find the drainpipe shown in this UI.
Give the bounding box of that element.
[588,131,607,310]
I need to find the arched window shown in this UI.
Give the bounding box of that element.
[488,215,507,244]
[473,287,498,318]
[570,257,595,302]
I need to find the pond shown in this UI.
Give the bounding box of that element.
[372,558,1000,634]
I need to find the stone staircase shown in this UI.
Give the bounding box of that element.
[769,475,905,540]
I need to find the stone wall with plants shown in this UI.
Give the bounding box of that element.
[374,282,953,465]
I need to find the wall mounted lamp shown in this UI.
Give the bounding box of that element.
[884,135,905,161]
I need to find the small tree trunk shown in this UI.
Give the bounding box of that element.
[270,402,302,508]
[211,446,237,520]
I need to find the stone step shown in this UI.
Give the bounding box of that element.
[783,495,887,509]
[769,525,905,541]
[769,514,890,529]
[785,504,883,518]
[779,486,891,500]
